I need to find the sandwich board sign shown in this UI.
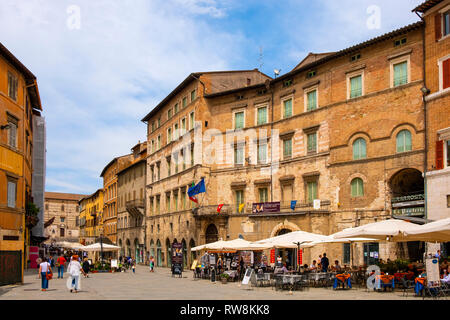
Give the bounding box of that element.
[241,267,254,285]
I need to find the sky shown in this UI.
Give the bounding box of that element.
[0,0,423,195]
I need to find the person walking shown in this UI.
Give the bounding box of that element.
[56,255,66,279]
[149,256,155,272]
[38,257,52,291]
[67,255,85,293]
[82,258,90,278]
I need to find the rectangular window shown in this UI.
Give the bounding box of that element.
[283,139,292,159]
[258,143,267,164]
[174,103,179,114]
[234,143,244,165]
[235,190,244,212]
[343,243,351,264]
[168,108,172,119]
[167,128,172,144]
[441,58,450,90]
[190,112,195,130]
[7,121,18,148]
[259,188,268,203]
[191,145,194,166]
[307,132,317,154]
[174,193,178,211]
[166,194,170,212]
[181,118,186,135]
[191,90,196,102]
[174,123,179,140]
[350,75,362,98]
[446,140,450,167]
[157,135,161,149]
[306,90,317,111]
[7,180,17,208]
[257,106,267,125]
[234,111,244,129]
[8,72,18,101]
[306,181,318,203]
[445,11,450,36]
[151,121,156,132]
[393,61,408,87]
[183,97,187,108]
[283,98,292,118]
[158,117,161,128]
[157,163,160,180]
[156,196,160,214]
[167,158,171,176]
[181,192,186,210]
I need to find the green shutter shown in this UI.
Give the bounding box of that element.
[307,181,317,203]
[257,107,267,125]
[394,61,408,86]
[353,138,366,160]
[307,90,317,111]
[307,133,317,153]
[283,139,292,158]
[235,112,244,129]
[351,178,364,197]
[284,99,292,118]
[350,75,362,98]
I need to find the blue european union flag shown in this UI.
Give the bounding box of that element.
[188,178,206,197]
[290,200,297,210]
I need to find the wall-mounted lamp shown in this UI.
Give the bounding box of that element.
[420,87,430,96]
[0,124,10,130]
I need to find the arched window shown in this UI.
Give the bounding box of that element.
[351,178,364,197]
[353,138,367,160]
[396,130,412,153]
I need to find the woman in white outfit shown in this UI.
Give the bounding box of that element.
[67,255,85,293]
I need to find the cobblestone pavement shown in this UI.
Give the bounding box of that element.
[0,265,424,300]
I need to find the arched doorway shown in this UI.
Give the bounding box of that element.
[205,224,219,243]
[189,239,197,265]
[166,238,171,267]
[119,239,123,257]
[182,239,187,268]
[156,240,162,267]
[275,229,294,268]
[149,240,155,261]
[134,238,140,263]
[389,168,425,261]
[126,239,131,257]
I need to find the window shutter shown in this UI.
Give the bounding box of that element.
[436,140,444,170]
[443,59,450,90]
[435,13,442,41]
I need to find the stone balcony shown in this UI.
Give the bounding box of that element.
[126,199,145,218]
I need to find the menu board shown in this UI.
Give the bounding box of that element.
[426,258,440,287]
[111,259,118,268]
[172,242,183,273]
[241,268,254,285]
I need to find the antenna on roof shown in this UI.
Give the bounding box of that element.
[274,69,281,78]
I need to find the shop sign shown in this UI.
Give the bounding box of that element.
[252,202,280,214]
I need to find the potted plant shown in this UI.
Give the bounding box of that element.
[220,273,230,284]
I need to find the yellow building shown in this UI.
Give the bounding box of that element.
[0,42,42,285]
[78,189,103,246]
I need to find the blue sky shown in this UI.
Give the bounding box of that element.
[0,0,422,195]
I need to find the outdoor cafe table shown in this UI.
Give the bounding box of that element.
[333,273,352,289]
[375,275,395,291]
[280,274,304,291]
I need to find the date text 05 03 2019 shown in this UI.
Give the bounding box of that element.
[179,304,270,317]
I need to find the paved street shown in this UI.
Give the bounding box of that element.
[0,265,425,300]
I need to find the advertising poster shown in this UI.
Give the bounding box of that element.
[172,242,183,273]
[252,202,280,214]
[111,259,118,268]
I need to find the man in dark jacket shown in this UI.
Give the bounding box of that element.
[82,258,90,278]
[321,253,329,272]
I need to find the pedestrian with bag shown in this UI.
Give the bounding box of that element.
[66,255,85,293]
[56,255,66,279]
[38,257,52,291]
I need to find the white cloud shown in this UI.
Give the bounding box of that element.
[0,0,246,193]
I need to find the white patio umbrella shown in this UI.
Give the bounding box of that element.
[301,237,378,267]
[221,238,272,251]
[254,230,331,248]
[81,243,121,252]
[190,240,228,251]
[402,217,450,242]
[53,241,86,250]
[332,219,423,242]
